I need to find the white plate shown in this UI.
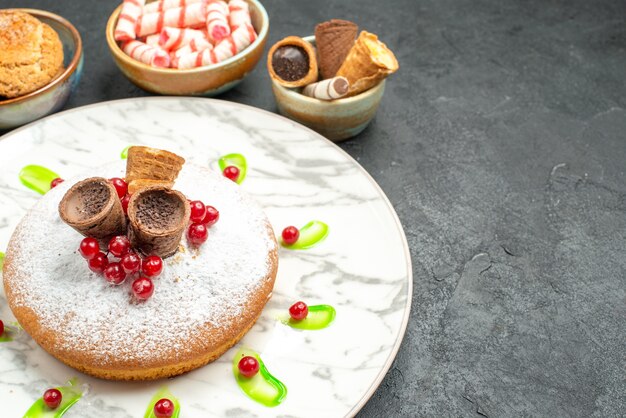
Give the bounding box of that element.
[0,98,411,418]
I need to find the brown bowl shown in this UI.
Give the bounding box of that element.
[105,0,268,96]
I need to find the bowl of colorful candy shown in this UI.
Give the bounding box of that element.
[105,0,268,96]
[268,20,399,141]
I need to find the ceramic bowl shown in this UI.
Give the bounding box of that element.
[105,0,269,96]
[270,36,386,142]
[0,9,83,130]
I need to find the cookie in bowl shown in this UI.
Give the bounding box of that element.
[0,10,64,99]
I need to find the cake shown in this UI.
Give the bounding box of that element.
[2,154,278,380]
[0,10,64,99]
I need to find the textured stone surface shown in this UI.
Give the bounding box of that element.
[3,0,626,416]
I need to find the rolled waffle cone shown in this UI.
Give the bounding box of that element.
[127,186,190,258]
[315,19,358,80]
[336,31,399,96]
[267,36,319,88]
[58,177,127,242]
[125,146,185,184]
[128,179,174,195]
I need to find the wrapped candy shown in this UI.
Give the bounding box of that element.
[143,0,202,13]
[206,0,230,43]
[159,27,207,50]
[173,48,215,69]
[302,76,350,100]
[145,34,161,47]
[171,37,213,59]
[228,0,251,31]
[136,1,208,37]
[174,23,255,69]
[122,40,171,67]
[230,23,257,53]
[114,0,146,41]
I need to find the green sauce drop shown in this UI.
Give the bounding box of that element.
[120,146,132,159]
[281,220,329,249]
[19,165,61,195]
[22,378,82,418]
[218,153,247,184]
[232,348,287,407]
[0,251,4,271]
[280,304,336,330]
[0,322,20,342]
[143,387,180,418]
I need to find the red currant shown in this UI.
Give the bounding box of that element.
[142,255,163,277]
[223,165,240,182]
[289,301,308,321]
[120,252,141,275]
[189,200,206,223]
[187,223,208,246]
[50,178,64,189]
[109,177,128,198]
[88,252,109,274]
[238,356,259,378]
[281,226,300,245]
[0,319,4,336]
[108,235,130,258]
[79,237,100,259]
[121,193,132,215]
[103,262,126,285]
[201,205,219,226]
[154,398,174,418]
[132,277,154,300]
[43,388,62,409]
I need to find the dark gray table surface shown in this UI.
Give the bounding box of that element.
[3,0,626,416]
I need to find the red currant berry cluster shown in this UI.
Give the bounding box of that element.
[79,236,163,301]
[0,319,4,336]
[186,200,220,247]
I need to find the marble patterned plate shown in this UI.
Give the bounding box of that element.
[0,98,411,418]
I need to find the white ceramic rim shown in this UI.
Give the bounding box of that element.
[0,97,413,417]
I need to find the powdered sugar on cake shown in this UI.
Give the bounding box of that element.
[4,162,276,363]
